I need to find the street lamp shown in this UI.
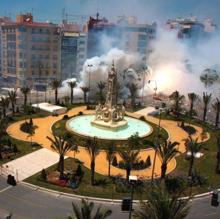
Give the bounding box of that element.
[148,80,157,97]
[128,175,137,219]
[87,64,93,103]
[151,108,162,186]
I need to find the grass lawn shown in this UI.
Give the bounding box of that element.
[157,113,220,194]
[25,158,149,200]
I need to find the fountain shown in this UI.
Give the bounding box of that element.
[66,63,153,141]
[91,62,127,129]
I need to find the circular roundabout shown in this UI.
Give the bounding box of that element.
[66,114,153,141]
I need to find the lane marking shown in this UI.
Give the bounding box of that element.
[0,186,12,193]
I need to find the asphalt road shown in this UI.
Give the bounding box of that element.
[0,176,220,219]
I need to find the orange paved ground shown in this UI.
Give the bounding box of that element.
[6,106,209,179]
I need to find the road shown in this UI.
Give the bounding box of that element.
[0,176,220,219]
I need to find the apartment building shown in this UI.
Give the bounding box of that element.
[0,13,61,89]
[61,21,87,80]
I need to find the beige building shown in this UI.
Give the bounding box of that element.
[0,13,61,89]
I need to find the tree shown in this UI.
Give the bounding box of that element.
[185,136,205,177]
[47,134,73,178]
[21,86,30,106]
[157,139,180,180]
[105,142,116,177]
[202,92,212,122]
[200,68,219,88]
[133,186,189,219]
[85,137,100,185]
[188,93,199,117]
[8,90,17,115]
[97,81,106,103]
[0,97,10,117]
[68,199,112,219]
[81,86,90,104]
[215,133,220,174]
[169,91,185,117]
[118,147,140,181]
[212,98,220,129]
[68,81,77,104]
[127,83,138,110]
[50,79,62,104]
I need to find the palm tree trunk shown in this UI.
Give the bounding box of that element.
[58,154,64,179]
[3,108,6,117]
[190,101,194,117]
[108,161,111,177]
[188,157,194,176]
[126,168,131,181]
[24,95,27,106]
[71,89,73,104]
[215,110,219,128]
[91,160,95,185]
[215,152,220,174]
[203,105,207,122]
[12,103,15,114]
[55,89,58,104]
[84,93,87,104]
[161,163,167,180]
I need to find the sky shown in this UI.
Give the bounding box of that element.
[1,0,220,24]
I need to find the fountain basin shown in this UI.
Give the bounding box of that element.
[66,115,153,141]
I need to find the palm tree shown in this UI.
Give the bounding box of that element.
[50,79,62,104]
[202,92,212,122]
[97,81,106,103]
[212,98,220,128]
[157,139,180,180]
[188,93,199,117]
[127,83,138,110]
[105,142,116,177]
[215,133,220,174]
[185,136,204,177]
[21,86,30,106]
[8,90,17,115]
[47,134,73,178]
[81,86,90,104]
[68,199,112,219]
[0,97,10,117]
[68,81,77,104]
[133,186,189,219]
[169,91,185,117]
[85,137,100,185]
[118,148,140,181]
[200,68,219,88]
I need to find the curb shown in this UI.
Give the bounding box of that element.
[21,181,219,204]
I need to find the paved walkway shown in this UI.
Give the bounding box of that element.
[6,106,209,180]
[1,148,60,181]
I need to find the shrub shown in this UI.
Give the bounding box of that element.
[40,169,47,181]
[145,156,151,168]
[76,164,82,177]
[139,116,146,121]
[62,114,69,120]
[78,111,83,115]
[112,156,118,166]
[165,176,186,193]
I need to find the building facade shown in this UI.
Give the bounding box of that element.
[86,14,156,61]
[0,13,61,89]
[61,21,87,80]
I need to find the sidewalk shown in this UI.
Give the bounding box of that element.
[1,148,59,181]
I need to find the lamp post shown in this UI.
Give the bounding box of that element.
[37,62,43,109]
[151,109,162,186]
[87,64,93,103]
[128,175,137,219]
[148,80,157,97]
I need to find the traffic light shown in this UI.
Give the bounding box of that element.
[121,197,132,211]
[211,190,219,207]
